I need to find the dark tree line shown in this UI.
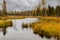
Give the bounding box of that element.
[46,5,55,16]
[36,5,60,17]
[0,5,60,17]
[45,5,60,16]
[55,6,60,16]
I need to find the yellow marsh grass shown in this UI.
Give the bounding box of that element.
[32,20,60,37]
[0,20,12,28]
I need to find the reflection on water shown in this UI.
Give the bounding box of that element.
[0,18,57,40]
[33,29,52,39]
[22,23,32,29]
[21,19,52,39]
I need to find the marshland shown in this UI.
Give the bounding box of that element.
[0,0,60,40]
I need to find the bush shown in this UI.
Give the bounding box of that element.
[22,23,28,29]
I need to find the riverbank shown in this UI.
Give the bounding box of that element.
[0,16,60,20]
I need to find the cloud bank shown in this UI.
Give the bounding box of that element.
[0,0,59,11]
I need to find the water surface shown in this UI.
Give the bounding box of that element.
[0,18,54,40]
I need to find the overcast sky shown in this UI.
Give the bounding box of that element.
[0,0,60,11]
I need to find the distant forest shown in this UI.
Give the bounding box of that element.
[0,5,60,16]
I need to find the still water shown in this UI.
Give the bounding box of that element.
[0,18,54,40]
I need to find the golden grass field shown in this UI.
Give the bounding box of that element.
[32,19,60,38]
[0,16,60,20]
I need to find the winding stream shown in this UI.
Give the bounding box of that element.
[0,18,54,40]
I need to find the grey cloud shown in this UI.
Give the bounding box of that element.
[6,0,37,11]
[0,0,60,11]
